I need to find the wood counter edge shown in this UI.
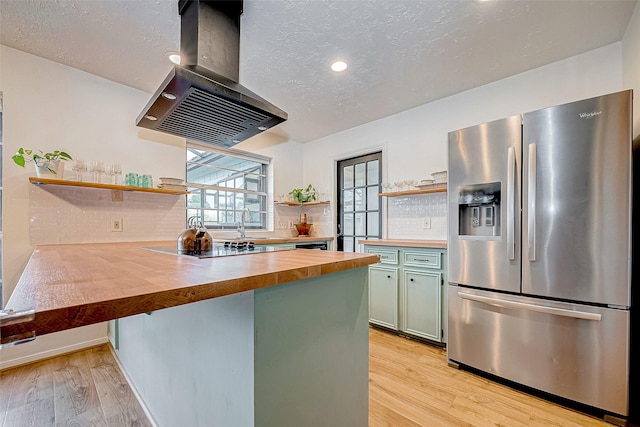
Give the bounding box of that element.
[1,251,379,341]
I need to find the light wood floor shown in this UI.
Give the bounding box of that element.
[0,328,610,426]
[0,345,151,427]
[368,328,608,427]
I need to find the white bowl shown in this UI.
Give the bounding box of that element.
[431,171,447,183]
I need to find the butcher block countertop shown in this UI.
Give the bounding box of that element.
[1,241,378,340]
[358,239,447,249]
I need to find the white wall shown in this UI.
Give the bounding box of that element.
[0,46,186,368]
[294,43,624,242]
[623,2,640,139]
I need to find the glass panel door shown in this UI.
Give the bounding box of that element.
[337,152,382,252]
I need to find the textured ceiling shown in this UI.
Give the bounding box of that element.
[1,0,638,143]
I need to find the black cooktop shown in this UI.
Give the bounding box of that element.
[142,243,293,259]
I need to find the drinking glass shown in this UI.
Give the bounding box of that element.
[72,160,87,182]
[110,163,122,185]
[91,161,105,183]
[404,179,418,189]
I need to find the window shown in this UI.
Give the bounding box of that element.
[185,142,269,230]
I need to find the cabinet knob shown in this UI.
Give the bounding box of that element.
[410,278,414,282]
[387,275,391,278]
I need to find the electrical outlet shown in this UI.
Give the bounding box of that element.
[111,218,123,232]
[423,217,431,229]
[111,190,124,202]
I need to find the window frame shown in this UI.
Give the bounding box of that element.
[185,142,271,231]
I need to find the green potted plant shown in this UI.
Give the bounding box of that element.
[289,184,317,203]
[12,148,73,177]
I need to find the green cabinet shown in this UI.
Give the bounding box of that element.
[365,245,447,344]
[369,265,398,329]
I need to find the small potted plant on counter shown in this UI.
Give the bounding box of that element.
[12,148,73,177]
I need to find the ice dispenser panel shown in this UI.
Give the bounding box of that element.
[458,182,501,238]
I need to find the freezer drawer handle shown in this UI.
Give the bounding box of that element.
[507,146,516,260]
[527,143,537,261]
[457,292,602,321]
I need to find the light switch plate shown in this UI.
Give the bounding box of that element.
[423,217,431,229]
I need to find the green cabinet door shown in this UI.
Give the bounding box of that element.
[368,266,398,330]
[402,269,441,341]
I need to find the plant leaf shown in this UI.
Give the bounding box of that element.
[12,154,26,167]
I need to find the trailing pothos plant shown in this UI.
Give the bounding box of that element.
[12,148,73,173]
[288,184,317,203]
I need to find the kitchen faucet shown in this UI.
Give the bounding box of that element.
[237,208,251,238]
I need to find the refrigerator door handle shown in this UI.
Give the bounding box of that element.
[527,143,537,261]
[457,291,602,321]
[507,147,516,260]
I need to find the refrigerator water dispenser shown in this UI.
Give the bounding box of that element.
[458,182,501,238]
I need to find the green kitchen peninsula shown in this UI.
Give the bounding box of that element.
[1,242,379,426]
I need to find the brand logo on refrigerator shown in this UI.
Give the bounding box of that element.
[578,110,602,119]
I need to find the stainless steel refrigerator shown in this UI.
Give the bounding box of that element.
[447,90,633,424]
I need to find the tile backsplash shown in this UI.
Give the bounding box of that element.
[273,203,333,238]
[28,185,445,246]
[387,193,447,240]
[29,185,185,245]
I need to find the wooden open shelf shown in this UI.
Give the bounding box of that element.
[29,177,189,195]
[275,201,330,206]
[379,186,447,197]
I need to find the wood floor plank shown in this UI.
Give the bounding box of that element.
[53,364,104,423]
[0,368,15,427]
[3,400,55,427]
[54,407,108,427]
[7,363,53,411]
[90,363,152,427]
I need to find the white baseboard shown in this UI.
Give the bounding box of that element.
[0,336,109,370]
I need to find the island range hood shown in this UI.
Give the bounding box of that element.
[136,0,287,147]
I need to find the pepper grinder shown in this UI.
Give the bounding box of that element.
[300,213,307,224]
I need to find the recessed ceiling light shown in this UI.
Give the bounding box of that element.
[162,92,177,100]
[168,53,181,65]
[258,126,268,131]
[145,115,158,121]
[331,61,348,72]
[473,0,493,4]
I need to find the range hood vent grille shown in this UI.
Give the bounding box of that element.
[156,87,273,146]
[136,0,287,147]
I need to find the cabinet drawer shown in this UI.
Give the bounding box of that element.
[366,248,399,265]
[403,251,441,269]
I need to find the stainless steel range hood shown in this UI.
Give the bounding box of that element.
[136,0,287,147]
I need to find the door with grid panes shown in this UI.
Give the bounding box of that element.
[337,152,382,252]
